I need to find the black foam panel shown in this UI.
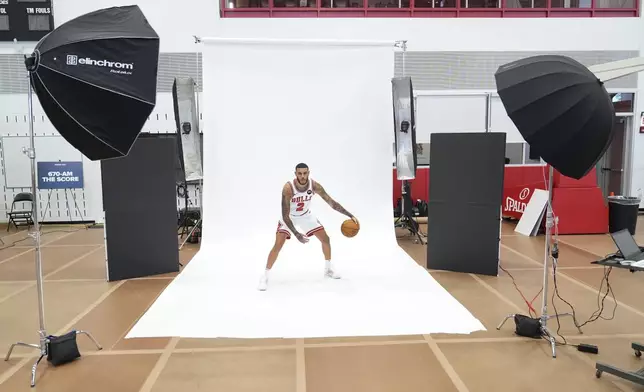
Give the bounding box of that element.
[426,132,506,276]
[101,134,180,281]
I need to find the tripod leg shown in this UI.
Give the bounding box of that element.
[30,354,44,387]
[76,330,103,350]
[544,313,583,334]
[5,342,39,361]
[496,314,515,330]
[540,326,557,358]
[179,218,201,250]
[415,226,425,245]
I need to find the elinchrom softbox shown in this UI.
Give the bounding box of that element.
[494,55,615,180]
[25,5,160,160]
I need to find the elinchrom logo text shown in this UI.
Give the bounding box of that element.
[66,55,134,75]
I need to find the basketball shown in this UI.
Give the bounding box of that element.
[341,219,360,238]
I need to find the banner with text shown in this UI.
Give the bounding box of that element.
[37,161,84,189]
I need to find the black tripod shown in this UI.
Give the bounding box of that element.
[394,181,426,245]
[177,181,192,238]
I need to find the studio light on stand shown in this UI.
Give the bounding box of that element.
[392,74,425,244]
[4,5,160,387]
[494,55,617,358]
[172,77,204,250]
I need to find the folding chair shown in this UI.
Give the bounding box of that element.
[7,192,34,232]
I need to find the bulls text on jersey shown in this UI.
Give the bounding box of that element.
[291,195,313,203]
[289,180,315,216]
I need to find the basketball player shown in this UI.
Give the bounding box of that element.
[258,163,358,291]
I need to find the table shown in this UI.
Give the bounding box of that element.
[592,256,644,385]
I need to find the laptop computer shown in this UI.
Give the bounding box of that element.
[610,229,644,261]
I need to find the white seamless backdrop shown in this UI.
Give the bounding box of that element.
[126,39,485,339]
[202,41,396,248]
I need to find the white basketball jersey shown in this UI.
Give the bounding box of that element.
[289,179,314,216]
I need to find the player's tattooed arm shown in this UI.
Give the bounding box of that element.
[313,181,354,218]
[281,183,300,235]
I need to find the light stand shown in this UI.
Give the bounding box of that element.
[177,181,192,238]
[394,180,426,245]
[179,178,203,250]
[4,71,102,388]
[497,165,582,358]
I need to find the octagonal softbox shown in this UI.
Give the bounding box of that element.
[495,55,615,179]
[26,5,160,160]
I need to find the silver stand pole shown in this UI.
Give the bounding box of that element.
[5,71,102,388]
[497,165,582,358]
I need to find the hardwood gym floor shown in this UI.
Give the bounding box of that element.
[1,217,644,392]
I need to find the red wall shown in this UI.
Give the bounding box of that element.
[392,165,549,205]
[393,165,608,234]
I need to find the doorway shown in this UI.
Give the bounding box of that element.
[597,116,630,198]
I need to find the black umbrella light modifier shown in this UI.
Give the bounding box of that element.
[494,55,615,180]
[24,5,160,161]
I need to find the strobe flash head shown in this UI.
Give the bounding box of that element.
[400,120,410,133]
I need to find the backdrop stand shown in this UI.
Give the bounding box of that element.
[497,165,582,358]
[4,71,102,388]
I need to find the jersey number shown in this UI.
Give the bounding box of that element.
[296,202,305,212]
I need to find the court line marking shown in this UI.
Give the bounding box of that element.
[0,246,106,305]
[0,282,130,385]
[173,345,296,354]
[304,339,425,348]
[0,283,33,304]
[138,337,179,392]
[500,266,605,271]
[0,277,174,285]
[423,334,470,392]
[470,273,526,312]
[0,256,116,387]
[471,267,634,392]
[0,231,78,266]
[501,243,644,319]
[0,229,31,240]
[6,333,644,359]
[0,357,31,387]
[42,245,105,280]
[0,228,70,243]
[556,237,609,258]
[434,333,644,344]
[58,281,127,335]
[12,244,103,249]
[0,231,638,385]
[429,266,604,274]
[296,339,307,392]
[110,279,174,350]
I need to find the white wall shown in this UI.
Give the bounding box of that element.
[216,18,641,52]
[1,0,642,215]
[1,0,638,53]
[0,92,203,223]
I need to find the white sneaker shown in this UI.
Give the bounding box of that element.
[258,275,268,291]
[325,264,341,279]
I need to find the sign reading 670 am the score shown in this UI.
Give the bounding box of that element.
[37,161,84,189]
